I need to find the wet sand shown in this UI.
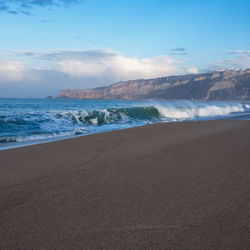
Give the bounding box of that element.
[0,120,249,249]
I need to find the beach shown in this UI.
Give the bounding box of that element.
[0,120,249,249]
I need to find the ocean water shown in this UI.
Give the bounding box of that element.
[0,98,250,149]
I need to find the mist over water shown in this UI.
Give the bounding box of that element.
[0,98,249,147]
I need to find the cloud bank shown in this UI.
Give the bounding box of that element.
[225,50,250,55]
[0,60,25,81]
[0,49,198,97]
[2,48,249,98]
[203,50,250,72]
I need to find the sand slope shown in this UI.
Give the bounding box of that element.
[0,120,249,249]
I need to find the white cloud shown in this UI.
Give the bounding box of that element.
[0,60,25,82]
[202,50,250,72]
[56,54,179,79]
[51,49,197,80]
[187,66,198,74]
[226,50,250,55]
[12,48,198,80]
[215,55,250,71]
[0,49,199,97]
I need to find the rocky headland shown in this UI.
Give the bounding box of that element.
[58,69,250,101]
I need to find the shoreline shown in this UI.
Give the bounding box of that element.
[0,119,214,151]
[0,119,249,248]
[1,112,250,151]
[1,99,250,152]
[0,123,146,151]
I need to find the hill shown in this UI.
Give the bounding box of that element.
[58,69,250,101]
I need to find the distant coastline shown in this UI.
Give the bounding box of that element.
[58,69,250,101]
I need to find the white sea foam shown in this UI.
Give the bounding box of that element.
[1,99,248,147]
[90,117,98,124]
[155,102,243,120]
[0,131,72,143]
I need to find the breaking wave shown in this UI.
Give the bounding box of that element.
[0,99,249,144]
[22,102,245,125]
[156,102,244,120]
[52,106,161,125]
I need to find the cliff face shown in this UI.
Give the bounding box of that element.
[58,69,250,101]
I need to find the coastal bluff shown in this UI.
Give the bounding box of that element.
[58,69,250,101]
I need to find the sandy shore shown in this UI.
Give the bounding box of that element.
[0,120,249,249]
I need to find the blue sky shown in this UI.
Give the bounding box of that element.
[0,0,249,97]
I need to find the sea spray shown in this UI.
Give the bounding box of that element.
[0,98,249,145]
[156,102,244,120]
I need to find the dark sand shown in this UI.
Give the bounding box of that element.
[0,120,249,249]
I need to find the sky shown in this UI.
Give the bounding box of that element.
[0,0,249,98]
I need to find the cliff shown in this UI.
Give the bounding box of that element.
[58,69,250,101]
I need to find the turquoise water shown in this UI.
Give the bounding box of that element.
[0,98,249,147]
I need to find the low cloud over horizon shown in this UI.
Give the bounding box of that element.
[202,50,250,72]
[0,48,249,98]
[0,48,199,98]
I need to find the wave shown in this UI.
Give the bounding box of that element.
[0,102,247,127]
[47,102,246,124]
[52,106,161,125]
[0,129,87,143]
[156,102,244,120]
[0,101,249,144]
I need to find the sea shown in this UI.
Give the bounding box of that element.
[0,98,250,150]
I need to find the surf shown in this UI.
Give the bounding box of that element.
[0,98,249,145]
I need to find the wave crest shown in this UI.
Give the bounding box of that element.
[1,101,249,144]
[156,102,244,120]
